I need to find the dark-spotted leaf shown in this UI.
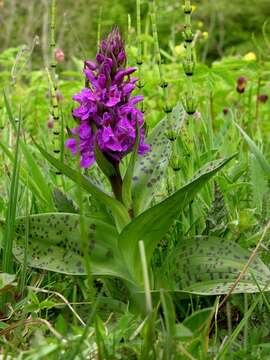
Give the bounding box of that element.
[119,156,235,279]
[34,141,130,232]
[132,103,186,215]
[13,213,128,279]
[163,236,270,295]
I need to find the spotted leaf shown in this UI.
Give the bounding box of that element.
[132,103,186,215]
[119,155,235,280]
[12,213,126,278]
[162,236,270,295]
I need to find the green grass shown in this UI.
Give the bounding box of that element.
[1,1,270,359]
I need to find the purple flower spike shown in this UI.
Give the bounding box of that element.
[66,28,150,168]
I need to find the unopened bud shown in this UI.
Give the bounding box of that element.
[55,48,65,63]
[47,118,54,129]
[236,76,247,94]
[257,94,268,103]
[223,108,229,115]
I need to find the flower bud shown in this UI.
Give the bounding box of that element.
[257,94,268,104]
[47,118,54,129]
[55,48,65,63]
[236,76,247,94]
[223,108,229,115]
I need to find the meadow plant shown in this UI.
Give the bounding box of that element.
[9,26,270,313]
[3,1,270,357]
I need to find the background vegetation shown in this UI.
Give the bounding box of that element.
[1,0,270,66]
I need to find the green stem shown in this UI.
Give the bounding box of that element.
[109,163,123,204]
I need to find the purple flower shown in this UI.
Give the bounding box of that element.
[66,28,150,168]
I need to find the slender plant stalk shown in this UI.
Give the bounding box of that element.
[49,0,61,173]
[136,0,145,114]
[139,240,153,314]
[150,0,171,115]
[182,0,197,116]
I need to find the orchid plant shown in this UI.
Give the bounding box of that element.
[9,29,270,307]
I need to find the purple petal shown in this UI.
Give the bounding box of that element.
[114,67,137,83]
[65,138,77,155]
[84,60,97,70]
[129,95,144,105]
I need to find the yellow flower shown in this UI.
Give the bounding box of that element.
[174,44,186,57]
[197,21,204,28]
[243,52,257,61]
[202,31,208,39]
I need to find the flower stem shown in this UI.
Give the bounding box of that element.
[109,162,123,204]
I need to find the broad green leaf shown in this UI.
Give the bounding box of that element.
[183,308,213,333]
[0,273,16,293]
[119,156,235,278]
[234,121,270,177]
[132,103,186,215]
[12,213,129,279]
[163,236,270,295]
[34,141,131,232]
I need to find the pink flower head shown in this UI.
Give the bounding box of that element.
[66,28,150,168]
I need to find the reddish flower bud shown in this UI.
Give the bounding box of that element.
[47,118,54,129]
[55,48,65,63]
[56,90,64,102]
[223,108,229,115]
[257,94,268,103]
[236,76,247,94]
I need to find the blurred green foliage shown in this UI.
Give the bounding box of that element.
[1,0,270,68]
